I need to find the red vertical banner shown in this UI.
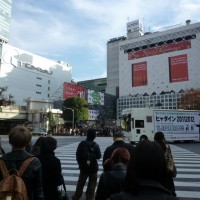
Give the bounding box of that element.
[132,61,147,87]
[169,54,188,83]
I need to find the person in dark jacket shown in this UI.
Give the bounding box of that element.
[109,140,179,200]
[103,131,134,164]
[95,147,130,200]
[37,136,63,200]
[154,131,177,196]
[0,125,44,200]
[72,129,101,200]
[31,136,45,156]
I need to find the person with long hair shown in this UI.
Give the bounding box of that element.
[109,140,179,200]
[154,131,177,196]
[95,147,130,200]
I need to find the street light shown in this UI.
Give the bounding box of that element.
[63,106,75,130]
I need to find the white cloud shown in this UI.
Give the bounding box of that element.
[9,0,200,81]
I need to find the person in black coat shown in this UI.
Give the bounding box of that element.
[103,131,134,164]
[95,147,130,200]
[109,140,179,200]
[154,131,177,196]
[72,129,101,200]
[37,136,63,200]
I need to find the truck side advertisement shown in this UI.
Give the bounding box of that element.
[154,110,200,141]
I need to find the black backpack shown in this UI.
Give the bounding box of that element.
[80,142,97,173]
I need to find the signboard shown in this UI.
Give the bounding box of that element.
[87,89,104,105]
[63,82,87,99]
[132,61,147,87]
[169,54,188,83]
[127,19,143,32]
[128,41,191,60]
[154,110,200,141]
[88,109,99,121]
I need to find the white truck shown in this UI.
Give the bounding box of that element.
[121,108,200,143]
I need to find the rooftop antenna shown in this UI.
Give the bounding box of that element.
[127,16,129,22]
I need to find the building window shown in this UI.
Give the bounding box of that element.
[37,77,42,80]
[36,92,41,94]
[36,84,42,87]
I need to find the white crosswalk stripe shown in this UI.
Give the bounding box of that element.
[171,145,200,199]
[55,139,200,200]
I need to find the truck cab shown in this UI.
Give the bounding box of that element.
[121,108,155,143]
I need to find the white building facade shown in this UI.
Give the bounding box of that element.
[0,43,72,106]
[0,0,12,43]
[107,20,200,119]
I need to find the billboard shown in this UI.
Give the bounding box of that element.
[154,110,200,141]
[88,110,99,121]
[169,54,188,83]
[128,40,191,60]
[132,61,147,87]
[87,89,104,105]
[63,82,87,99]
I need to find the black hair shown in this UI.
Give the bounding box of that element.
[40,136,57,153]
[123,140,168,195]
[86,129,96,141]
[154,131,167,152]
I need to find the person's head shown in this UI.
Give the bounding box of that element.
[113,131,124,141]
[103,147,130,171]
[33,136,45,147]
[111,147,130,165]
[40,136,57,153]
[9,126,32,149]
[86,129,96,141]
[154,131,165,141]
[124,140,168,195]
[154,131,167,152]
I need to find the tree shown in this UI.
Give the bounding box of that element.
[47,111,55,131]
[0,87,15,112]
[63,97,89,126]
[178,88,200,110]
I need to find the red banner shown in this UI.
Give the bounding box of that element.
[63,82,87,99]
[128,41,191,60]
[132,61,147,87]
[169,54,188,83]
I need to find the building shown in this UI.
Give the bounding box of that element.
[106,36,126,96]
[77,78,107,92]
[0,43,72,106]
[107,19,200,119]
[0,0,12,43]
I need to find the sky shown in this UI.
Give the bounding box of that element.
[9,0,200,82]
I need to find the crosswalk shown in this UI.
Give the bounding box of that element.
[55,138,200,200]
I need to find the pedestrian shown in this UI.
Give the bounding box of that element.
[154,131,177,196]
[109,140,179,200]
[95,147,130,200]
[103,131,134,164]
[0,146,5,157]
[0,125,44,200]
[72,129,101,200]
[37,136,63,200]
[31,136,45,156]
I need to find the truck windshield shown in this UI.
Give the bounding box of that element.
[121,113,131,131]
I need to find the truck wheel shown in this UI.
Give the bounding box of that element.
[140,135,148,142]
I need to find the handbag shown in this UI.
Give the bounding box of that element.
[57,178,70,200]
[165,145,177,177]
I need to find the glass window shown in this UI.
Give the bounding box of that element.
[135,120,144,128]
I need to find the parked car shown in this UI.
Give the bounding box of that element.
[30,128,47,136]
